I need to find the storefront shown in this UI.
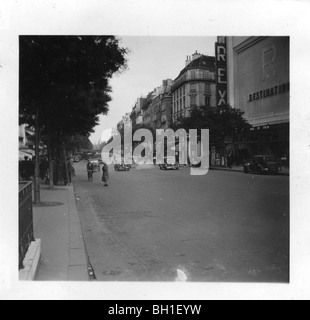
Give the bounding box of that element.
[234,122,289,164]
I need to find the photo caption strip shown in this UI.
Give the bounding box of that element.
[102,302,208,318]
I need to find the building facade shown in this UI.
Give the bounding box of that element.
[171,52,216,124]
[151,79,173,130]
[19,124,35,160]
[225,36,289,163]
[131,97,145,127]
[160,80,173,129]
[141,91,154,127]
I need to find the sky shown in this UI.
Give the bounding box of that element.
[90,36,217,145]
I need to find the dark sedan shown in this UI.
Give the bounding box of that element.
[243,155,279,175]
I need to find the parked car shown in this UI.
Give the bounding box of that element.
[243,155,279,175]
[73,156,80,162]
[159,157,179,170]
[114,163,130,171]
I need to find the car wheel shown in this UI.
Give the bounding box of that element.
[244,167,249,174]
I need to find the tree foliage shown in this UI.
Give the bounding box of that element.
[19,36,128,137]
[65,134,94,154]
[172,105,251,143]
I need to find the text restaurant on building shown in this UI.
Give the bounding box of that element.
[214,36,289,167]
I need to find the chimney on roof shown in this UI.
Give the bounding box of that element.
[185,55,192,66]
[192,50,202,61]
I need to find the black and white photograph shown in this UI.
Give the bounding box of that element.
[1,0,310,300]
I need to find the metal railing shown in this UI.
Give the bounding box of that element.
[172,72,215,91]
[19,181,35,269]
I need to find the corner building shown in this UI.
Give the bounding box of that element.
[171,52,216,123]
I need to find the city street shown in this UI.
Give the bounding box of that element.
[73,161,289,282]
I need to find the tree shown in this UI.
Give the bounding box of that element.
[19,36,127,197]
[173,105,251,144]
[65,134,94,154]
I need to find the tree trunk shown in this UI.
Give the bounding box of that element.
[63,143,70,186]
[34,106,41,204]
[46,124,54,189]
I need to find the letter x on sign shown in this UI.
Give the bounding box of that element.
[218,90,227,106]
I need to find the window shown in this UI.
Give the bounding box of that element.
[191,70,195,79]
[190,83,196,93]
[205,96,210,107]
[205,83,211,93]
[190,96,196,106]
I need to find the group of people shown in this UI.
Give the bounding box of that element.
[20,155,109,187]
[87,160,109,187]
[19,156,77,186]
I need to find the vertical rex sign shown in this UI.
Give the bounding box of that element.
[215,37,227,108]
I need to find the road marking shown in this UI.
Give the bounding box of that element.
[175,268,188,282]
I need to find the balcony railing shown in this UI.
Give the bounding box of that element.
[19,181,35,269]
[172,71,215,91]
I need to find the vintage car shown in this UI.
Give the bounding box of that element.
[159,157,179,170]
[243,155,279,175]
[114,163,130,171]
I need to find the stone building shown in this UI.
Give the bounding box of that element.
[171,52,216,124]
[142,91,155,127]
[150,79,173,130]
[131,97,145,127]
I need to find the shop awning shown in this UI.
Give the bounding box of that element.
[20,149,35,156]
[19,150,33,161]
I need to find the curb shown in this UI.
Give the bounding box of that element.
[68,185,89,281]
[210,167,243,173]
[19,239,41,281]
[210,166,289,176]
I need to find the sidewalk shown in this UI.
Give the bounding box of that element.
[33,184,89,281]
[210,165,290,175]
[210,165,244,172]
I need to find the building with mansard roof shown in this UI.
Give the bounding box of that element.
[171,52,216,124]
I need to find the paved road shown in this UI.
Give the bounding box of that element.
[73,161,289,282]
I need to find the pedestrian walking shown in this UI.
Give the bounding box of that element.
[102,162,109,187]
[87,160,94,182]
